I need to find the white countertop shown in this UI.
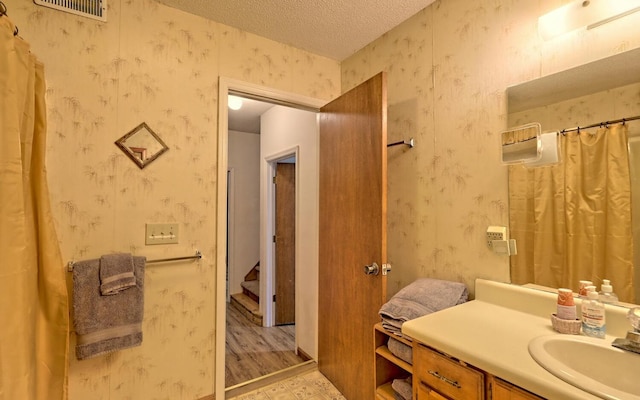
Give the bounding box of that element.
[401,279,632,400]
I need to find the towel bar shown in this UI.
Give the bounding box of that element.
[67,250,202,272]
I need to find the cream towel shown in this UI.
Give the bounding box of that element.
[73,256,145,360]
[99,253,136,295]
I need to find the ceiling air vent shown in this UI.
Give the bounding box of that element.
[34,0,106,22]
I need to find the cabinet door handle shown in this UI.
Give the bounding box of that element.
[428,370,462,388]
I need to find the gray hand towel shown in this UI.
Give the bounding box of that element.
[388,336,413,365]
[379,278,468,336]
[99,253,136,295]
[73,256,145,360]
[391,376,412,400]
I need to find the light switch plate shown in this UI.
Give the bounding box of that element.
[146,223,179,245]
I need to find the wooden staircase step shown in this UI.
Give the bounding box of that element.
[230,293,262,326]
[240,280,260,303]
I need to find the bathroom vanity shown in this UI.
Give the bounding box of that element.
[375,322,542,400]
[376,279,637,400]
[412,340,542,399]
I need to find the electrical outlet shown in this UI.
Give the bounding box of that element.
[146,223,179,245]
[486,226,507,248]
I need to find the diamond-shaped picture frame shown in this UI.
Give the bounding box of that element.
[115,122,169,169]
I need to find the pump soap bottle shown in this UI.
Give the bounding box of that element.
[599,279,619,304]
[582,286,606,338]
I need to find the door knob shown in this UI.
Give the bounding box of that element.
[364,262,379,275]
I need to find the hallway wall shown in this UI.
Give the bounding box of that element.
[228,130,260,297]
[260,106,319,358]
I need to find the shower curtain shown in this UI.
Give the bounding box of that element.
[509,124,634,302]
[0,15,69,400]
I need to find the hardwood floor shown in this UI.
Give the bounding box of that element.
[225,302,305,388]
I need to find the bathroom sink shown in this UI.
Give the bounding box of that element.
[528,335,640,400]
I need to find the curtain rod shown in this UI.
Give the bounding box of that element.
[67,250,202,272]
[560,115,640,135]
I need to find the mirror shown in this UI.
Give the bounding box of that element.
[115,122,169,169]
[507,49,640,304]
[501,123,541,164]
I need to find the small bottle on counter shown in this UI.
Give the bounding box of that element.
[578,280,593,298]
[556,288,577,320]
[582,286,606,338]
[599,279,619,304]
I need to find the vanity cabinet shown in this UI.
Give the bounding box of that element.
[416,384,448,400]
[414,342,484,400]
[413,342,545,400]
[374,323,546,400]
[374,323,413,399]
[489,377,545,400]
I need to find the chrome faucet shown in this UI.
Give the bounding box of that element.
[612,307,640,354]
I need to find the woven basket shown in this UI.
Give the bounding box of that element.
[550,313,581,335]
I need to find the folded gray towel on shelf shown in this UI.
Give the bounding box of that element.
[99,253,136,295]
[379,278,468,338]
[381,317,403,336]
[392,376,412,400]
[73,256,145,360]
[388,336,413,365]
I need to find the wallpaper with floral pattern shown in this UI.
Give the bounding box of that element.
[10,0,339,399]
[341,0,640,297]
[9,0,640,397]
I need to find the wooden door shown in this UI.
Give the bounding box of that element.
[318,72,388,400]
[275,162,296,325]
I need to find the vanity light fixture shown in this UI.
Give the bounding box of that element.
[228,95,243,110]
[539,0,640,40]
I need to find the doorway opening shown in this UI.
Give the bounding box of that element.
[218,79,323,395]
[219,73,389,399]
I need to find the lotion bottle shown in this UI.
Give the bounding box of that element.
[556,288,577,320]
[598,279,619,304]
[582,287,606,338]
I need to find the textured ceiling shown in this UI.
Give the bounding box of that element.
[155,0,437,60]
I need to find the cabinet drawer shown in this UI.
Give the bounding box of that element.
[414,344,484,400]
[491,377,545,400]
[417,382,449,400]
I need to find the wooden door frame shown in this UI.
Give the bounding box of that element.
[216,78,324,397]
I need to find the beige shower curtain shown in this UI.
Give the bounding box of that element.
[509,124,634,302]
[0,16,69,400]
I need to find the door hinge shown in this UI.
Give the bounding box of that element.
[273,175,277,184]
[273,235,277,243]
[273,294,276,302]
